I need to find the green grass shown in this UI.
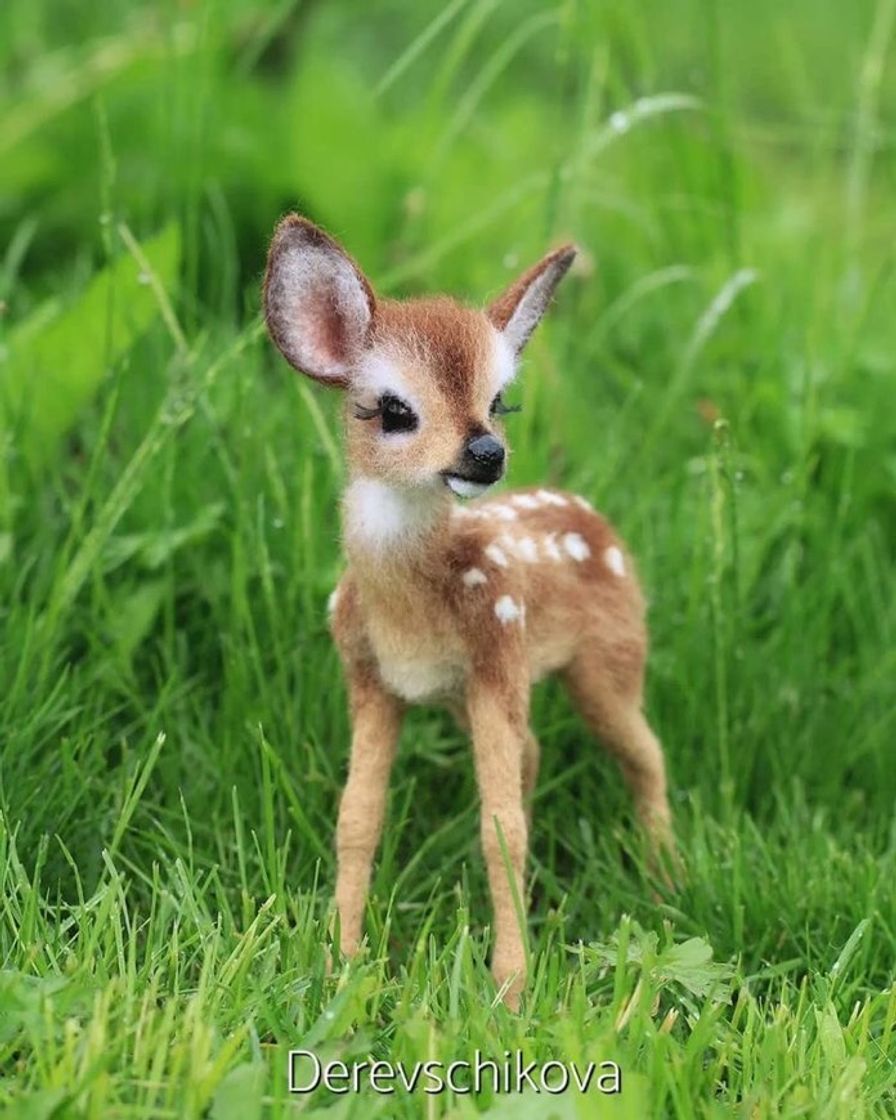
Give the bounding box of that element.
[2,0,896,1116]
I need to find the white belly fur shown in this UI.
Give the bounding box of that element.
[376,649,464,704]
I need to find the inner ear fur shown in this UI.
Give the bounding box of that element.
[487,243,577,355]
[263,214,377,387]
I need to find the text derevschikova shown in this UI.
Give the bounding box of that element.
[287,1049,622,1096]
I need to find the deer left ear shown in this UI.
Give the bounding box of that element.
[263,214,376,388]
[486,244,577,355]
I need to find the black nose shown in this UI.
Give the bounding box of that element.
[459,433,505,482]
[467,433,505,466]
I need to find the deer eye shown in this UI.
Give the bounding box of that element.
[490,393,521,417]
[380,393,418,434]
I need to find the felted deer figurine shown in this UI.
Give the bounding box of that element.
[263,214,672,1008]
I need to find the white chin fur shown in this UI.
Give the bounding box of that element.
[445,476,492,499]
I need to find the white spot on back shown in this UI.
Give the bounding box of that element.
[563,532,591,562]
[543,533,563,561]
[573,495,592,510]
[511,493,541,510]
[489,503,518,522]
[536,489,569,507]
[515,536,538,562]
[327,587,340,616]
[462,567,488,587]
[604,545,626,577]
[485,543,509,568]
[494,595,524,625]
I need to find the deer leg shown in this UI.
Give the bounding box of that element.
[564,651,673,860]
[522,729,541,828]
[334,672,403,956]
[467,681,529,1009]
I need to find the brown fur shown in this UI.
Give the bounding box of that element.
[263,214,673,1010]
[487,244,576,349]
[342,298,502,489]
[374,298,492,424]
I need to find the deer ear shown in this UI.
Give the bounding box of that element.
[263,214,376,387]
[486,244,577,355]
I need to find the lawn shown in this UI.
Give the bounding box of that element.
[1,1,895,1116]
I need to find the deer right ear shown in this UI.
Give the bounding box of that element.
[487,243,577,356]
[263,215,376,387]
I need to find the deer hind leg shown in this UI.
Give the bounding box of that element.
[563,649,673,860]
[521,730,541,828]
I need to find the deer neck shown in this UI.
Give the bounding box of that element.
[342,476,454,591]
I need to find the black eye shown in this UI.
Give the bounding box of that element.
[490,393,521,417]
[380,393,418,434]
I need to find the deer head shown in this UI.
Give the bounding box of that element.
[263,215,576,501]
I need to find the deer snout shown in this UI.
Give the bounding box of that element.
[459,432,505,483]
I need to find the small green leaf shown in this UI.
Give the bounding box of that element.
[657,937,735,1000]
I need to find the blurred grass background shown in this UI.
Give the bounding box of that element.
[1,1,895,1116]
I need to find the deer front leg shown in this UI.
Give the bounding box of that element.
[334,670,403,958]
[467,678,529,1009]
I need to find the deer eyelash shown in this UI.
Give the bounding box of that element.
[491,393,522,417]
[354,402,382,420]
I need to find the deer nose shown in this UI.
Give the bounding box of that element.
[466,433,505,467]
[459,432,505,483]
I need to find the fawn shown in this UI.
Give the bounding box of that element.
[263,214,672,1008]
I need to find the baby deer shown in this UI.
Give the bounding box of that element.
[263,215,672,1008]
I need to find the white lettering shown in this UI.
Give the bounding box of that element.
[368,1060,395,1094]
[321,1059,350,1094]
[516,1050,539,1092]
[540,1060,570,1094]
[422,1061,445,1094]
[286,1049,623,1096]
[287,1050,321,1093]
[474,1052,500,1094]
[569,1060,597,1092]
[445,1060,471,1094]
[598,1061,622,1094]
